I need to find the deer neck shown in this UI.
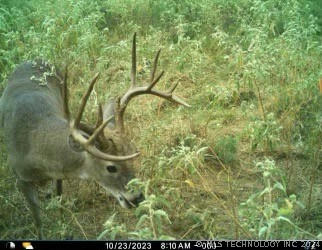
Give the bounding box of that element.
[27,116,87,179]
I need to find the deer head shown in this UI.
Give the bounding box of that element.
[63,33,189,208]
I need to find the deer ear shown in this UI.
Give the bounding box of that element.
[102,99,116,129]
[68,134,85,152]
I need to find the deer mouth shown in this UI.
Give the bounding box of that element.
[118,192,144,209]
[99,182,144,208]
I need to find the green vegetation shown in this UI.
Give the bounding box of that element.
[0,0,321,239]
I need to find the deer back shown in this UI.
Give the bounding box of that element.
[0,60,84,181]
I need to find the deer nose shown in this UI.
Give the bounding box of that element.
[131,192,144,206]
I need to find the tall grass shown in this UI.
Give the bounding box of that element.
[0,0,321,239]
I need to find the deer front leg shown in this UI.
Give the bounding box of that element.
[17,179,43,239]
[56,179,62,196]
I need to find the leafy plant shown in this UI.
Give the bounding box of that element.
[239,159,315,239]
[248,113,282,152]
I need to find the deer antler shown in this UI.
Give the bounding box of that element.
[117,33,190,129]
[63,71,140,161]
[116,33,190,131]
[62,65,70,120]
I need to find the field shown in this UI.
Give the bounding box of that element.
[0,0,321,239]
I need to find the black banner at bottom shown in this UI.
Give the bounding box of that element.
[1,240,321,250]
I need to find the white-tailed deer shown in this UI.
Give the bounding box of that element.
[0,34,189,239]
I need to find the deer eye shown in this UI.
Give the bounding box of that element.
[106,165,117,173]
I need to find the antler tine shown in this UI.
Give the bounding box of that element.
[150,49,161,84]
[87,115,114,145]
[149,88,191,107]
[169,81,179,93]
[74,73,100,128]
[131,33,137,88]
[95,103,103,130]
[147,49,164,91]
[148,70,164,91]
[115,97,124,130]
[168,92,190,107]
[62,65,70,120]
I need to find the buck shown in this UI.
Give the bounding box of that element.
[0,34,189,239]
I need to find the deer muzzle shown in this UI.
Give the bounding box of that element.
[118,191,144,209]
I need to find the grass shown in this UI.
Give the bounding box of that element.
[0,0,321,240]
